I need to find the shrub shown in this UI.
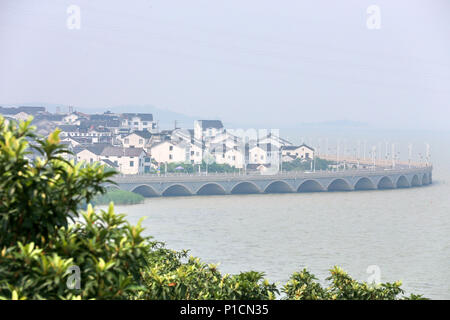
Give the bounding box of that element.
[93,189,144,205]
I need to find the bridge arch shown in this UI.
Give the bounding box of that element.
[162,184,192,196]
[354,177,376,190]
[422,173,430,185]
[297,180,325,192]
[327,178,353,191]
[264,181,293,193]
[132,184,159,197]
[411,175,421,186]
[396,175,410,188]
[196,183,227,195]
[231,181,261,194]
[377,176,395,189]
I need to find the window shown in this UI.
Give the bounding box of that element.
[169,154,173,160]
[134,122,139,125]
[169,145,173,151]
[191,151,194,156]
[143,122,147,125]
[124,138,129,144]
[130,161,134,167]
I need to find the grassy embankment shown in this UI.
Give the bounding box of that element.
[93,189,144,205]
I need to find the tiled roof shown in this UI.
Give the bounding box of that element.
[74,143,110,155]
[100,159,119,168]
[131,130,152,139]
[101,146,145,157]
[122,113,153,121]
[198,120,223,129]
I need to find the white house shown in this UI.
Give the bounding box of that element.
[187,142,203,164]
[209,144,245,168]
[281,144,315,160]
[206,131,243,150]
[249,145,268,165]
[150,141,188,164]
[75,145,107,165]
[63,113,80,125]
[100,146,149,174]
[194,120,224,142]
[74,145,150,174]
[120,130,153,150]
[248,143,281,166]
[120,113,156,132]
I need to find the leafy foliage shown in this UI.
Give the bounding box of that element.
[283,267,427,300]
[0,204,151,299]
[0,117,115,247]
[138,248,278,300]
[153,161,240,174]
[282,158,335,172]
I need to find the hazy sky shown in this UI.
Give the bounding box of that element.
[0,0,449,130]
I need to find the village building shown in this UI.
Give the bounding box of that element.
[149,140,188,164]
[194,120,224,142]
[120,113,156,132]
[119,130,153,150]
[281,144,315,160]
[74,144,150,174]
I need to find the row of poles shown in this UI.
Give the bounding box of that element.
[290,138,431,169]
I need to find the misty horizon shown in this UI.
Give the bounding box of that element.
[1,0,449,131]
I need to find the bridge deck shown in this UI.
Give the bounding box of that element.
[110,166,433,197]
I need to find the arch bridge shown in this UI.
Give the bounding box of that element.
[109,167,433,197]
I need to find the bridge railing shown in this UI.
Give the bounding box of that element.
[112,166,432,183]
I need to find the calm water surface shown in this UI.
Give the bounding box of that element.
[105,133,450,299]
[109,171,449,299]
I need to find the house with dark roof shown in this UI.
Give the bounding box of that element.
[119,130,153,150]
[120,113,156,133]
[74,145,149,174]
[281,144,315,160]
[194,120,225,141]
[100,146,150,174]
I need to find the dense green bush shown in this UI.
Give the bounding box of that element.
[282,267,425,300]
[282,158,334,172]
[162,161,240,174]
[0,116,426,300]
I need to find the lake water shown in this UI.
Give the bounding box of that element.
[105,131,450,299]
